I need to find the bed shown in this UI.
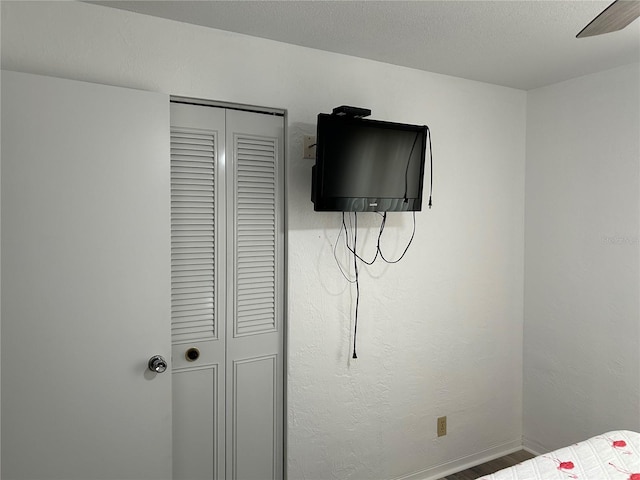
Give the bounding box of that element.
[477,430,640,480]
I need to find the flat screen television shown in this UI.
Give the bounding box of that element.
[311,113,428,212]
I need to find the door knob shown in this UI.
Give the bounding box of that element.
[148,355,168,373]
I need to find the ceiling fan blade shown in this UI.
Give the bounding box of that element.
[577,0,640,38]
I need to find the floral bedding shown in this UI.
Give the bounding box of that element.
[477,431,640,480]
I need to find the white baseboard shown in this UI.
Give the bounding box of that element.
[522,436,549,457]
[393,439,524,480]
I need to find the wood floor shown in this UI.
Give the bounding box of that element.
[439,450,536,480]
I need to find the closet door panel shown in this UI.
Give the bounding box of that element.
[172,366,219,480]
[226,109,285,480]
[170,103,226,480]
[232,355,278,480]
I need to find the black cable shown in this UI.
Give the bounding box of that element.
[341,212,383,266]
[352,212,360,359]
[403,130,421,203]
[334,210,415,359]
[333,214,357,283]
[378,211,416,264]
[427,126,433,209]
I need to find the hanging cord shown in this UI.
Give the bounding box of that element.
[331,213,363,358]
[403,131,421,203]
[333,214,357,283]
[340,211,416,265]
[335,211,415,359]
[427,126,433,209]
[377,211,416,264]
[339,212,383,266]
[352,212,360,359]
[333,211,382,282]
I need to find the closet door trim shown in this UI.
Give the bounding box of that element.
[171,95,285,117]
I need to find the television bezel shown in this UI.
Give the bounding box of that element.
[312,113,428,212]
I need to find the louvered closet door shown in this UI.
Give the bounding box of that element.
[170,103,226,480]
[225,110,284,480]
[170,103,284,480]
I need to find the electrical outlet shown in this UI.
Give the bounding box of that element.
[303,135,316,160]
[437,416,447,437]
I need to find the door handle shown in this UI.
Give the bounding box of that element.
[148,355,168,373]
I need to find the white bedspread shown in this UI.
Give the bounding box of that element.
[477,430,640,480]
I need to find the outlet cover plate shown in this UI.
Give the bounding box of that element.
[303,135,316,160]
[437,416,447,437]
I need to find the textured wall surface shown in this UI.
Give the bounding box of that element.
[524,64,640,453]
[1,2,526,479]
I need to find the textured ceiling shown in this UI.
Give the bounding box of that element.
[90,0,640,90]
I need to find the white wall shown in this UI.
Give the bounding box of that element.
[0,2,526,479]
[524,63,640,453]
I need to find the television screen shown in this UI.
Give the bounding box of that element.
[312,113,428,212]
